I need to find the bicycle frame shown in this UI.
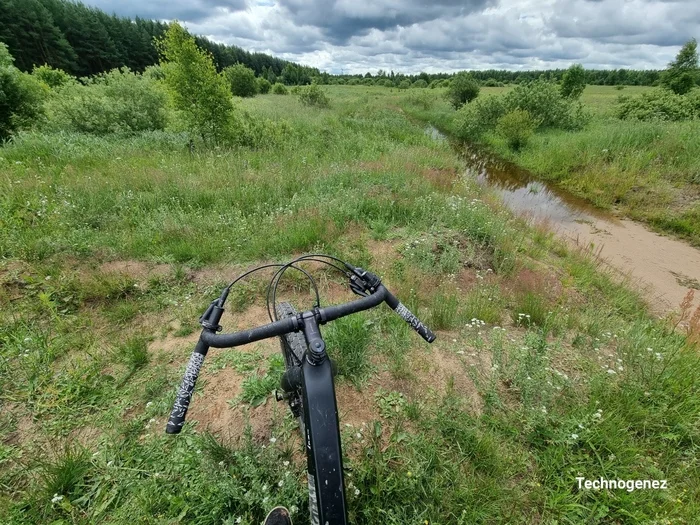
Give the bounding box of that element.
[301,344,347,524]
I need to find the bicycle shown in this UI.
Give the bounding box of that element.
[165,254,436,524]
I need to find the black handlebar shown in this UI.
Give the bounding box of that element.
[166,282,434,434]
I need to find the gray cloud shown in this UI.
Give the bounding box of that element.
[81,0,700,73]
[276,0,496,44]
[86,0,248,23]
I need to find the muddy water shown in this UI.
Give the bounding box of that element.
[428,127,700,314]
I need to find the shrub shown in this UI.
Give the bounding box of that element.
[46,67,168,134]
[398,79,411,90]
[1,45,47,141]
[504,80,587,129]
[298,84,330,108]
[560,63,586,99]
[156,23,236,145]
[257,77,271,94]
[32,64,73,88]
[483,78,499,87]
[454,94,507,140]
[446,72,480,108]
[272,82,288,95]
[661,38,699,95]
[412,79,428,88]
[380,78,394,88]
[223,63,258,97]
[616,88,698,121]
[347,78,361,86]
[406,90,433,110]
[496,109,536,150]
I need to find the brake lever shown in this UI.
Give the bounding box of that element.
[347,267,382,297]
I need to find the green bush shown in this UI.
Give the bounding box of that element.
[454,94,507,140]
[446,72,480,108]
[616,88,699,121]
[412,79,428,88]
[504,80,588,129]
[560,64,586,99]
[660,38,698,95]
[272,82,288,95]
[379,78,394,88]
[46,67,168,134]
[257,77,271,94]
[156,23,237,145]
[298,84,330,108]
[32,64,73,89]
[398,79,411,90]
[482,78,499,87]
[223,63,258,97]
[496,109,536,150]
[406,90,433,110]
[1,45,47,141]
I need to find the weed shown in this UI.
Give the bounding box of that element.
[325,312,373,386]
[239,354,284,406]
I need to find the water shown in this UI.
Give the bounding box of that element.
[425,125,700,313]
[426,125,614,227]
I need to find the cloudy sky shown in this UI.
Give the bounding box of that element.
[85,0,699,74]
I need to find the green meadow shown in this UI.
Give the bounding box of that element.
[1,84,700,524]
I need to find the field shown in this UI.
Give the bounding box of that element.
[1,86,700,524]
[404,85,700,246]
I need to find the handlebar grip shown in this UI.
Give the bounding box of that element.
[394,301,436,343]
[166,338,209,434]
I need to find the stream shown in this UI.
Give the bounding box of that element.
[427,126,700,315]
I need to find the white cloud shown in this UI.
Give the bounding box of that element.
[81,0,700,73]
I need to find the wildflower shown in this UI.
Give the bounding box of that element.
[355,488,360,496]
[269,437,277,443]
[236,518,242,524]
[607,369,616,375]
[146,402,153,408]
[655,353,663,361]
[283,461,290,467]
[278,480,284,487]
[51,494,63,504]
[541,406,547,414]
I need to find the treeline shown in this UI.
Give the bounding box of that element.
[320,68,663,87]
[0,0,318,81]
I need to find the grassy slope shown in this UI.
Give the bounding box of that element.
[0,86,699,524]
[404,85,700,246]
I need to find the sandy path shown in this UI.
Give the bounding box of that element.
[558,216,700,315]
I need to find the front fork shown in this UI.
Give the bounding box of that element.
[277,313,348,524]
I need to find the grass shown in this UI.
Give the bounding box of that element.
[401,84,700,246]
[1,85,699,523]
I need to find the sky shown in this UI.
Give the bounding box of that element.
[84,0,700,74]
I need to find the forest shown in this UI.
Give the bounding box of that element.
[1,0,664,87]
[0,0,317,82]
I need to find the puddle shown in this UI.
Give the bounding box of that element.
[426,125,700,314]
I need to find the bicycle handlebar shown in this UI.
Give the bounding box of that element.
[166,282,434,434]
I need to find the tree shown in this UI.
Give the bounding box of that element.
[156,23,236,144]
[447,72,480,108]
[560,63,586,98]
[223,63,258,97]
[257,77,271,94]
[661,38,699,95]
[1,43,46,140]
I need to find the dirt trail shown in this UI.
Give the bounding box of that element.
[455,138,700,316]
[560,217,700,314]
